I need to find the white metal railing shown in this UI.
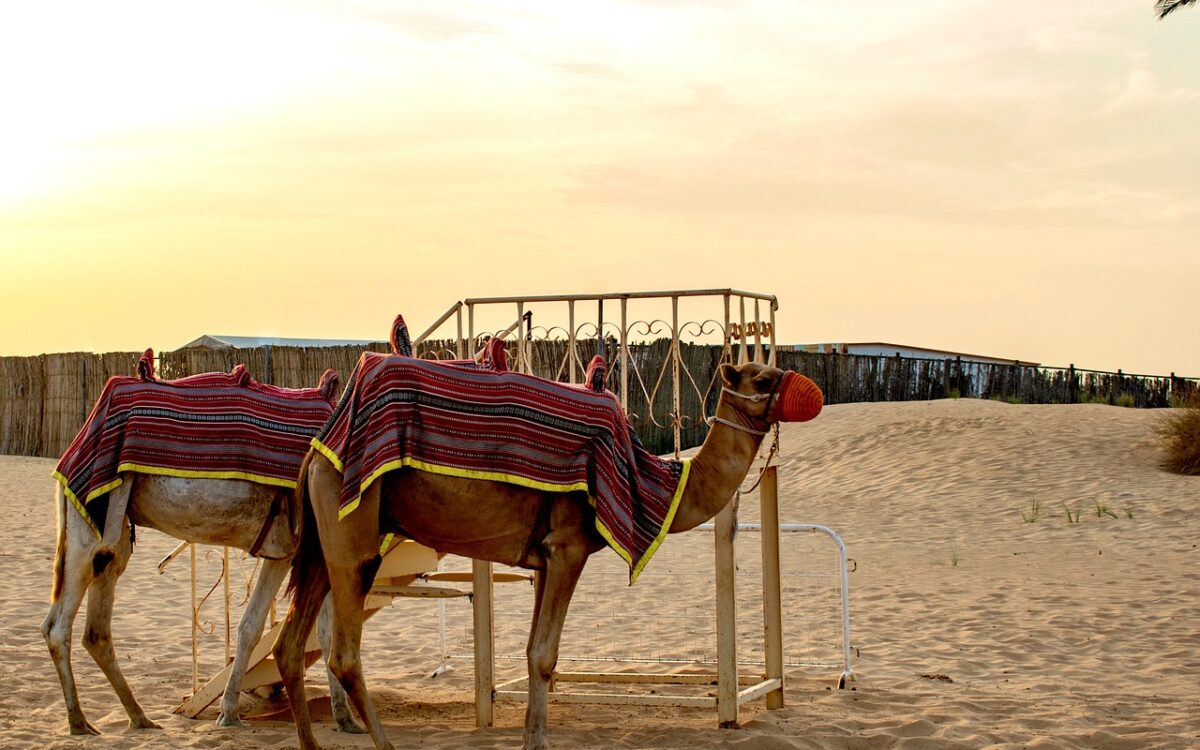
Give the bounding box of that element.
[413,289,778,457]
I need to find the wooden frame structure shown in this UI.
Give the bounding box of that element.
[411,290,788,727]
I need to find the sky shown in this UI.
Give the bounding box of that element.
[1,0,1197,377]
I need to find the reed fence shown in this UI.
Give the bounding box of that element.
[1,343,1196,460]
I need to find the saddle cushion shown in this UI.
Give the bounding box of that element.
[313,352,689,584]
[53,351,338,538]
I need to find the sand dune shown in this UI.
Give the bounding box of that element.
[1,399,1197,749]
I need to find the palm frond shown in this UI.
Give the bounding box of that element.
[1156,0,1197,19]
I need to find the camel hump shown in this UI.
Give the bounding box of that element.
[390,314,413,357]
[318,368,340,402]
[230,363,252,387]
[585,355,606,392]
[136,348,156,381]
[482,337,509,371]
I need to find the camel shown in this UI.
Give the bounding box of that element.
[40,475,369,735]
[273,359,823,750]
[41,353,367,736]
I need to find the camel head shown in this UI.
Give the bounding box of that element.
[718,361,823,429]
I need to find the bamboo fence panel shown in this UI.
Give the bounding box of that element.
[0,355,45,456]
[2,342,1197,459]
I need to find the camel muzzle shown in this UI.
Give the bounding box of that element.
[775,371,823,423]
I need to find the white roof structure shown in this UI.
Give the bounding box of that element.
[179,334,380,350]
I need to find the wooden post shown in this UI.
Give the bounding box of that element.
[456,306,464,359]
[714,496,738,728]
[738,297,748,364]
[568,301,577,384]
[753,299,764,364]
[190,543,199,693]
[223,546,231,664]
[473,559,495,728]
[672,296,681,457]
[759,467,784,709]
[620,298,629,411]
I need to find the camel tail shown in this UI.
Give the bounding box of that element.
[50,484,68,603]
[286,449,326,597]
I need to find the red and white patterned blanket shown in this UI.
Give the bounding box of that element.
[53,350,338,537]
[313,351,689,583]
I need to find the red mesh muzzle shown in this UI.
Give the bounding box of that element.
[776,371,823,423]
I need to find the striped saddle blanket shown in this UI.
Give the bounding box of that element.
[53,349,339,536]
[313,351,690,583]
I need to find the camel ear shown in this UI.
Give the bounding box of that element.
[719,363,741,388]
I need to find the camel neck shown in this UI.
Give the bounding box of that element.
[669,404,765,533]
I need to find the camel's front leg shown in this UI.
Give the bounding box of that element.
[523,526,589,750]
[216,557,289,727]
[80,522,160,730]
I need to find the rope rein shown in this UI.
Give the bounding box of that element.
[705,379,783,494]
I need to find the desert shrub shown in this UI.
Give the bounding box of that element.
[1157,397,1200,475]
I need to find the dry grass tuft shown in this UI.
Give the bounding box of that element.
[1157,396,1200,475]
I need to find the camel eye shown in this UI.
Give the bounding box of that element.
[751,375,774,392]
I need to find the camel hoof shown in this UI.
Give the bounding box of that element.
[522,733,550,750]
[335,717,365,734]
[215,711,246,729]
[69,720,102,736]
[130,715,162,730]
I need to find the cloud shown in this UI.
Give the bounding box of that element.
[1031,26,1119,55]
[349,4,495,41]
[1102,67,1199,113]
[553,61,623,79]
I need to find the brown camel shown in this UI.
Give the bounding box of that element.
[273,360,822,750]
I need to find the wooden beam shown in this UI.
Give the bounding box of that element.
[472,560,495,728]
[759,466,785,709]
[714,498,739,728]
[496,690,717,708]
[736,678,783,706]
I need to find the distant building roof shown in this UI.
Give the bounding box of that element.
[787,342,1038,367]
[179,334,380,350]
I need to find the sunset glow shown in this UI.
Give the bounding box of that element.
[1,1,1196,376]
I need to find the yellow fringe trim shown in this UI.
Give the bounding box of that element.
[628,458,690,585]
[311,437,345,473]
[591,459,691,585]
[114,463,297,489]
[317,441,692,585]
[51,470,111,540]
[52,464,298,541]
[335,455,590,521]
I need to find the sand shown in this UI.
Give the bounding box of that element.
[1,398,1197,749]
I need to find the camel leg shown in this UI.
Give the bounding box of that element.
[41,497,102,735]
[275,559,330,750]
[215,557,289,727]
[81,522,161,730]
[523,515,590,750]
[317,593,364,733]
